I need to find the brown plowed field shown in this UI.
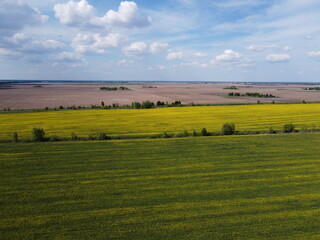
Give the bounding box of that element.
[1,82,320,109]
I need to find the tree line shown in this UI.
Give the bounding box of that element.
[9,123,313,143]
[228,92,276,98]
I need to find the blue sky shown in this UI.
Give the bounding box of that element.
[0,0,319,82]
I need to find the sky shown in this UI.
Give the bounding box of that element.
[0,0,319,82]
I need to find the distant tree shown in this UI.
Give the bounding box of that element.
[192,130,197,136]
[95,132,109,140]
[45,107,49,111]
[32,128,45,142]
[101,101,105,107]
[157,101,165,106]
[172,100,182,106]
[283,124,295,133]
[221,123,235,135]
[182,130,189,137]
[70,132,78,140]
[132,102,141,109]
[268,127,276,134]
[141,100,154,109]
[162,132,170,138]
[59,105,64,110]
[12,132,18,142]
[201,128,207,136]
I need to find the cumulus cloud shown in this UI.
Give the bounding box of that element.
[167,51,184,60]
[123,42,148,58]
[308,51,320,58]
[53,0,95,28]
[91,1,151,28]
[149,42,168,54]
[265,54,291,63]
[0,1,48,36]
[54,0,151,29]
[214,49,242,62]
[72,33,121,54]
[117,59,134,65]
[4,33,64,54]
[180,62,208,68]
[283,46,293,51]
[193,52,207,57]
[246,44,278,52]
[210,49,254,68]
[53,52,84,62]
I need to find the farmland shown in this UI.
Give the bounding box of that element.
[1,82,320,110]
[1,134,320,239]
[1,103,320,141]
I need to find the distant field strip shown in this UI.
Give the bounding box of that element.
[1,134,320,239]
[1,103,320,140]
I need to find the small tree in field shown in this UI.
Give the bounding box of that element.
[201,128,207,136]
[132,102,141,109]
[141,100,154,109]
[95,132,109,140]
[221,123,235,135]
[12,132,18,142]
[283,123,295,133]
[32,128,45,142]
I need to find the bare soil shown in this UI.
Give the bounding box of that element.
[1,82,320,109]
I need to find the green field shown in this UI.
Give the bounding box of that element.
[1,134,320,239]
[1,103,320,140]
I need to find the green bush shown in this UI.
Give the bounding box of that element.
[283,124,295,133]
[49,136,59,142]
[141,100,154,109]
[268,127,276,134]
[132,102,141,109]
[95,132,109,140]
[201,128,207,136]
[32,128,45,142]
[221,123,235,135]
[70,132,78,140]
[12,132,18,142]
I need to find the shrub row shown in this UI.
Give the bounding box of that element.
[10,123,312,143]
[228,92,276,98]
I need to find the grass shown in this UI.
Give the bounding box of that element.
[1,134,320,239]
[0,103,320,141]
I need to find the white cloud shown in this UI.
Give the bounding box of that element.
[215,49,242,62]
[265,54,291,63]
[54,1,151,29]
[180,62,208,68]
[246,45,278,52]
[53,52,84,62]
[117,59,134,65]
[72,33,121,54]
[193,52,207,57]
[211,49,254,68]
[123,41,148,58]
[308,51,320,58]
[0,1,48,36]
[53,0,95,28]
[167,51,184,60]
[214,0,266,8]
[4,33,64,54]
[149,42,168,54]
[91,1,151,28]
[283,46,293,51]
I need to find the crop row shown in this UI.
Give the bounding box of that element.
[1,134,320,239]
[0,103,319,141]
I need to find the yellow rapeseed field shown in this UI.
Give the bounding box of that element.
[1,103,319,140]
